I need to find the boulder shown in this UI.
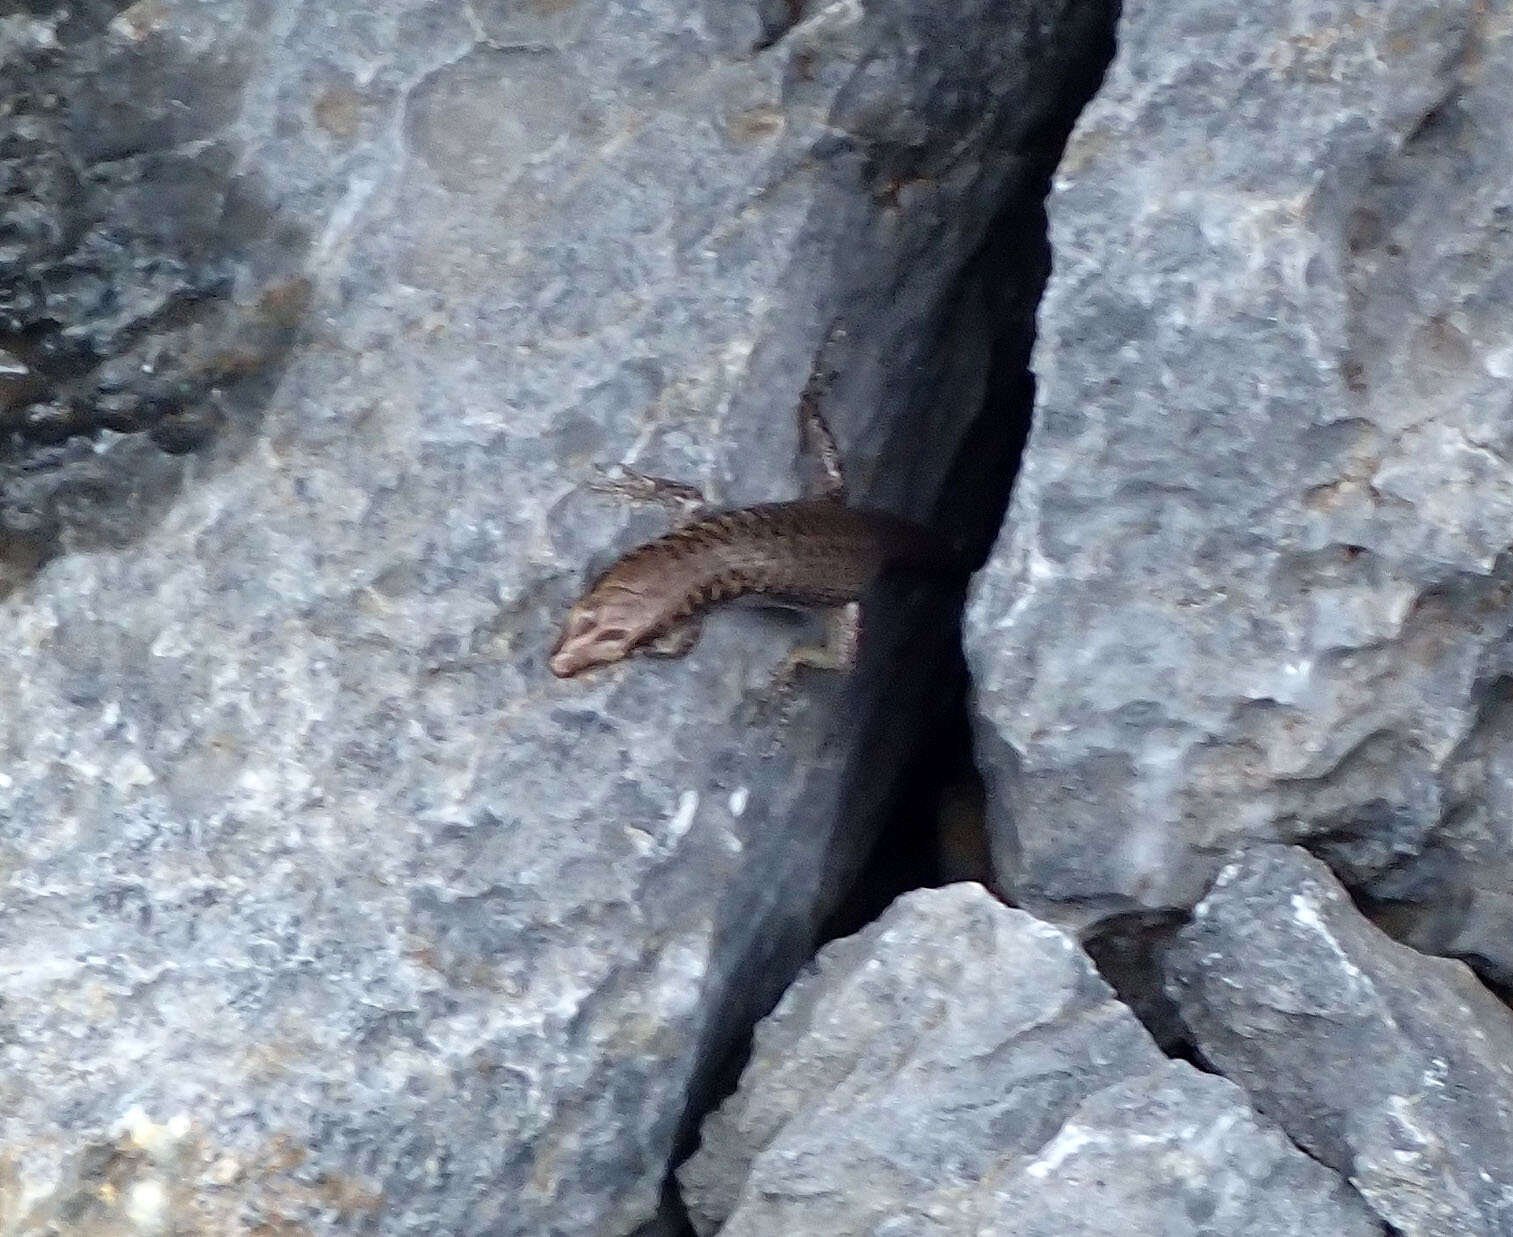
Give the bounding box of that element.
[681,884,1381,1237]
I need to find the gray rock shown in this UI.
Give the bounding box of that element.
[1167,845,1513,1237]
[0,0,1112,1232]
[0,1,311,591]
[680,884,1381,1237]
[965,0,1513,979]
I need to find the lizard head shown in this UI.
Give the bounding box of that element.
[549,581,662,677]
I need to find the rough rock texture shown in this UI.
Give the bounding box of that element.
[1167,845,1513,1237]
[0,0,1113,1233]
[680,884,1381,1237]
[0,2,311,596]
[966,0,1513,979]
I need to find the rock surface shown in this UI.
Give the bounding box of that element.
[680,884,1382,1237]
[966,0,1513,982]
[0,0,1112,1232]
[1167,845,1513,1237]
[0,0,310,595]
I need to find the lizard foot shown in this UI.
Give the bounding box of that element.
[588,466,708,526]
[740,602,861,755]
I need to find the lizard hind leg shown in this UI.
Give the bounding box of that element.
[747,602,862,747]
[589,467,709,527]
[773,601,861,688]
[795,325,849,501]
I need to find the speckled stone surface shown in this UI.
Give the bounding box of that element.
[680,884,1382,1237]
[967,0,1513,982]
[1167,846,1513,1237]
[0,0,1110,1231]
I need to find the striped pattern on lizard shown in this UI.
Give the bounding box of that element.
[549,342,963,681]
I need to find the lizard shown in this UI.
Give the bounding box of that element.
[549,344,965,682]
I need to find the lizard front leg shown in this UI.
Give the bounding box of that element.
[589,467,709,527]
[644,617,703,658]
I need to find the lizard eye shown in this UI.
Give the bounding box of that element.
[552,606,639,678]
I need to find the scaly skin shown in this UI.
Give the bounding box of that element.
[549,497,954,677]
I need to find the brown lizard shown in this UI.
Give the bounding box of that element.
[550,351,964,680]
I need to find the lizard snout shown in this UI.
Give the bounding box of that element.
[549,590,649,677]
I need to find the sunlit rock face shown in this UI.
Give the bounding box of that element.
[967,0,1513,983]
[681,885,1382,1237]
[0,0,1111,1231]
[1168,845,1513,1237]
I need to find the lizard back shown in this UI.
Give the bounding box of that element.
[594,498,958,630]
